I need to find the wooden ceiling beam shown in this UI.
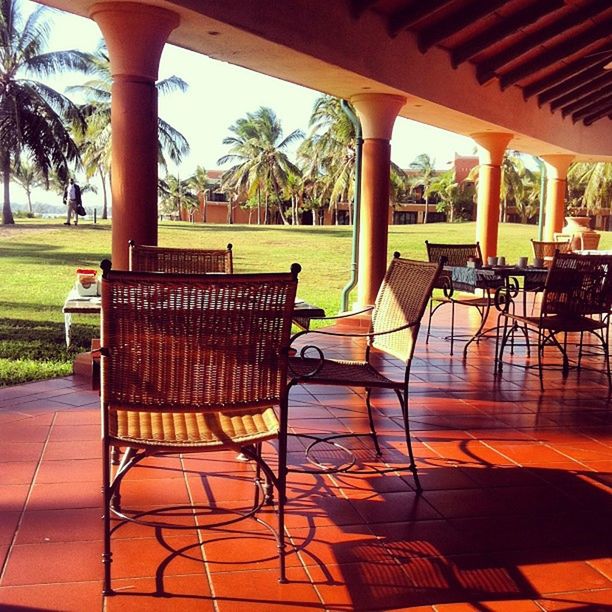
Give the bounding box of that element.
[537,60,611,105]
[561,86,612,117]
[549,73,612,111]
[477,0,611,84]
[569,93,612,122]
[497,19,612,90]
[417,0,507,53]
[522,45,612,98]
[583,105,612,126]
[388,0,454,38]
[451,0,564,68]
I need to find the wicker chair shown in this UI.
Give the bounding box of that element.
[495,252,612,390]
[531,239,571,267]
[424,241,492,357]
[288,254,442,490]
[99,260,299,593]
[128,241,233,274]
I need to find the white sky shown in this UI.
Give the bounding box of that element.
[19,1,477,205]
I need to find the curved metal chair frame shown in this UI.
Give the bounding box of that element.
[288,254,443,490]
[128,241,233,274]
[100,261,299,593]
[424,241,491,357]
[495,252,612,390]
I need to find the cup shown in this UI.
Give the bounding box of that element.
[518,256,528,268]
[497,256,506,266]
[487,256,498,266]
[533,257,544,268]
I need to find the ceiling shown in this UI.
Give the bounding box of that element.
[357,0,612,127]
[41,0,612,159]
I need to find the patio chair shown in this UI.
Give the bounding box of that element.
[128,241,233,273]
[424,241,492,357]
[99,260,299,593]
[495,252,612,390]
[531,239,571,267]
[288,254,442,491]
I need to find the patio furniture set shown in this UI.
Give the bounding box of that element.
[67,239,610,595]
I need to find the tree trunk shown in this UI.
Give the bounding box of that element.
[2,155,14,225]
[26,189,33,214]
[423,198,429,224]
[227,201,233,224]
[100,166,109,220]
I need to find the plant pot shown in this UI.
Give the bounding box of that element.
[561,216,600,251]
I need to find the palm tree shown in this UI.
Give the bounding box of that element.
[158,174,198,220]
[67,40,190,218]
[299,96,357,223]
[0,0,92,224]
[409,153,436,224]
[12,158,44,214]
[568,162,612,212]
[218,107,303,225]
[187,165,209,221]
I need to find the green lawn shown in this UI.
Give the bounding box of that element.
[1,218,610,386]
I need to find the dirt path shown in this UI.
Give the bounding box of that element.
[0,223,67,239]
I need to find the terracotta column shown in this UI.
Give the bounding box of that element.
[541,155,573,240]
[90,3,180,269]
[471,132,513,261]
[351,93,405,308]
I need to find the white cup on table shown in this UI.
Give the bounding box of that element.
[518,256,528,268]
[533,257,544,268]
[498,256,506,266]
[487,256,498,266]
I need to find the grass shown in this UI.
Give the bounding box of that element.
[1,218,610,386]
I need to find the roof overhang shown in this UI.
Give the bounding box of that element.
[41,0,612,161]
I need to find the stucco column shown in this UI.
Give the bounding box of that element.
[471,132,513,261]
[351,93,405,308]
[90,3,180,269]
[541,155,573,240]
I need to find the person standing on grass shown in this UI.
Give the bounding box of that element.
[63,178,82,226]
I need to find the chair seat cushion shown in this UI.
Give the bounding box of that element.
[501,312,607,333]
[289,356,401,388]
[109,405,279,448]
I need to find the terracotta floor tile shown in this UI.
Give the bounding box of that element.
[536,588,612,610]
[434,600,540,611]
[0,580,102,611]
[15,507,102,544]
[2,540,103,585]
[42,440,100,461]
[118,477,190,507]
[48,423,99,442]
[0,485,29,512]
[106,574,214,611]
[110,535,207,580]
[35,458,100,484]
[350,490,442,524]
[0,511,20,545]
[0,461,37,485]
[210,565,321,611]
[0,442,44,463]
[27,481,101,511]
[492,552,612,595]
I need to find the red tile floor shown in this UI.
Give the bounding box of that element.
[0,308,611,611]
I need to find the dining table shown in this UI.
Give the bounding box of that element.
[444,264,548,355]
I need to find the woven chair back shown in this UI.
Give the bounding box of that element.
[579,232,601,251]
[425,241,482,267]
[531,239,570,260]
[101,267,298,412]
[129,242,233,274]
[371,256,442,363]
[542,253,612,318]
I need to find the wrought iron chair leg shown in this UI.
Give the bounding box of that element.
[426,299,434,345]
[277,398,289,584]
[102,440,113,596]
[365,388,382,456]
[537,330,545,391]
[395,383,421,492]
[253,443,262,509]
[450,301,455,356]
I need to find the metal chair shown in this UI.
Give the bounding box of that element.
[128,241,233,273]
[495,252,612,390]
[100,260,299,593]
[288,254,442,490]
[424,241,492,357]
